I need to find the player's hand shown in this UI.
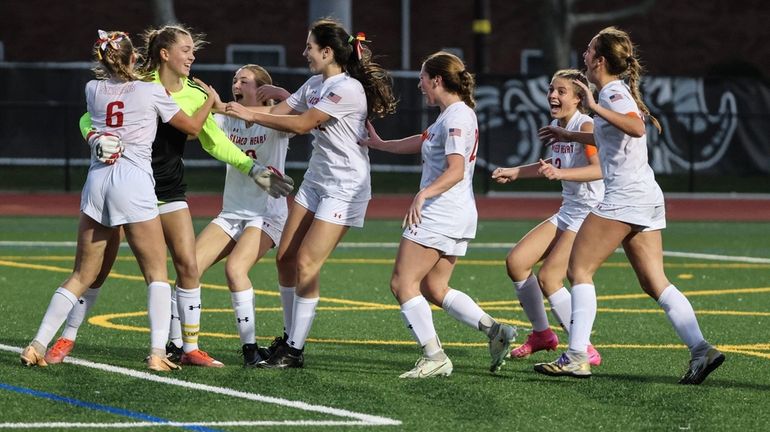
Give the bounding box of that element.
[537,158,561,180]
[538,125,570,146]
[491,167,519,184]
[87,131,123,165]
[359,121,384,149]
[572,79,596,111]
[403,190,426,228]
[256,84,291,105]
[225,102,253,122]
[249,163,294,198]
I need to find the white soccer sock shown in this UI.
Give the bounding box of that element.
[279,285,295,335]
[61,287,100,341]
[287,296,319,350]
[231,289,256,345]
[168,287,183,348]
[176,286,202,353]
[567,283,596,354]
[514,275,549,332]
[548,287,572,333]
[147,281,172,355]
[657,285,705,351]
[400,295,437,348]
[442,288,485,331]
[33,287,78,348]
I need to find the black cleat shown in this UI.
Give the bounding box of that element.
[679,347,725,385]
[242,343,268,368]
[165,341,184,364]
[257,342,304,369]
[264,334,287,358]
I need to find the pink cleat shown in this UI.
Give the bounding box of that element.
[510,329,559,358]
[45,337,75,364]
[587,344,602,366]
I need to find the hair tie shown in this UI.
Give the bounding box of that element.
[96,29,126,60]
[348,32,370,61]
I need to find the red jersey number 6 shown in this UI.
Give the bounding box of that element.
[106,101,124,127]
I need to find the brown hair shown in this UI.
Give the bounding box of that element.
[92,31,138,82]
[422,51,476,109]
[309,18,397,119]
[552,69,590,114]
[137,24,207,79]
[593,27,661,132]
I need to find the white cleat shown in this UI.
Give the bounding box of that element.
[399,356,453,379]
[489,323,517,373]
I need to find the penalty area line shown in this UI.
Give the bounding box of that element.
[0,344,400,428]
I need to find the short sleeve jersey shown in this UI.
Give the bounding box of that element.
[286,73,370,201]
[594,80,663,206]
[549,111,604,208]
[214,114,291,220]
[85,79,179,174]
[418,101,479,239]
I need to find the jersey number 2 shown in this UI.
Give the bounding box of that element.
[106,101,124,127]
[469,129,479,161]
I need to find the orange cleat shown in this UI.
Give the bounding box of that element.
[180,349,224,368]
[45,337,75,364]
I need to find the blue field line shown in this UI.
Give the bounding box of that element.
[0,382,222,432]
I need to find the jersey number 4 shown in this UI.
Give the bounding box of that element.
[106,101,125,127]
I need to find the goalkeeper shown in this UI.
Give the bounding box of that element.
[44,25,292,369]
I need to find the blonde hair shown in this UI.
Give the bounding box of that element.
[138,24,207,79]
[593,27,661,132]
[92,31,138,82]
[552,69,590,114]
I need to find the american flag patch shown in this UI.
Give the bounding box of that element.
[326,92,342,103]
[609,93,624,102]
[448,128,462,137]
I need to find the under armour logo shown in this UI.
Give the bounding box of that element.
[171,314,178,320]
[237,317,249,323]
[333,212,342,219]
[79,299,85,304]
[188,304,201,310]
[289,340,295,346]
[407,324,413,330]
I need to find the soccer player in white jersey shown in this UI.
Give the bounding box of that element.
[492,69,604,366]
[362,51,517,378]
[535,27,724,384]
[224,18,396,368]
[194,64,292,367]
[21,30,217,372]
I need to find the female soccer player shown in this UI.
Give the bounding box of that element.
[534,27,724,384]
[492,69,603,366]
[195,64,291,367]
[224,18,396,368]
[46,25,292,369]
[361,51,517,378]
[21,30,216,372]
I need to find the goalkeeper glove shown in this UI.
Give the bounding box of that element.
[249,163,294,198]
[87,131,124,165]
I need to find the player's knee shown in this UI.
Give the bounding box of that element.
[505,250,529,281]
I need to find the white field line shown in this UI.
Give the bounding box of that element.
[2,240,769,263]
[0,421,379,429]
[0,344,400,428]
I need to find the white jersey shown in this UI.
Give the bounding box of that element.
[214,114,290,221]
[286,73,370,201]
[418,101,479,239]
[550,111,604,209]
[594,80,663,206]
[85,79,179,174]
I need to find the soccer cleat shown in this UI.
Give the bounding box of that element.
[399,356,453,379]
[45,337,75,364]
[264,335,287,358]
[678,346,725,385]
[20,345,48,368]
[587,344,602,367]
[147,354,182,372]
[180,349,225,368]
[242,343,268,368]
[510,329,559,359]
[165,341,184,364]
[489,323,518,373]
[534,352,591,378]
[257,342,304,369]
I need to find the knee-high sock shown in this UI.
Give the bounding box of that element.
[287,296,319,350]
[400,295,437,349]
[548,287,572,333]
[231,289,255,345]
[567,283,596,354]
[176,286,202,353]
[515,275,549,332]
[658,285,705,351]
[279,285,295,336]
[61,287,100,341]
[168,287,183,348]
[442,288,487,331]
[147,281,172,355]
[33,287,78,348]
